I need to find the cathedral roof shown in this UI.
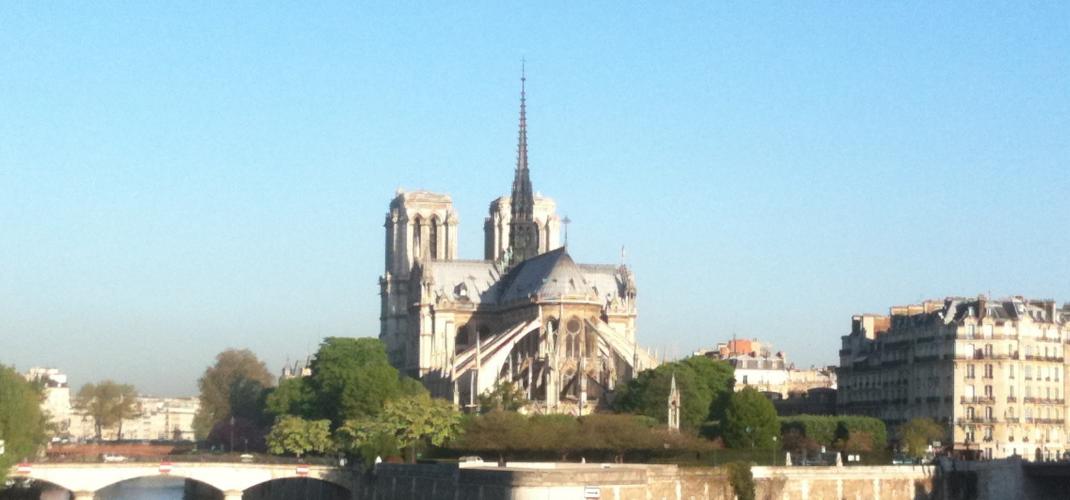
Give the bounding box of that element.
[498,247,597,303]
[420,250,635,307]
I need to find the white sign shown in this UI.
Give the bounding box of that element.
[584,486,601,498]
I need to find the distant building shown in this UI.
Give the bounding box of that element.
[23,368,73,437]
[838,296,1070,460]
[280,357,312,383]
[23,367,198,442]
[695,339,836,398]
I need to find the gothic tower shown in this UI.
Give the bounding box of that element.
[506,64,541,266]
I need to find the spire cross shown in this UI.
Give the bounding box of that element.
[562,216,571,247]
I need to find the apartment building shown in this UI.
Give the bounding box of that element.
[838,296,1070,459]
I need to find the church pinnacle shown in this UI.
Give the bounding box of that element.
[508,60,539,265]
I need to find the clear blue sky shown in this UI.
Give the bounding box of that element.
[2,3,1067,396]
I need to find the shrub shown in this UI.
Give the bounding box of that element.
[779,415,887,451]
[726,461,755,500]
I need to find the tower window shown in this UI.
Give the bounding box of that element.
[429,217,439,260]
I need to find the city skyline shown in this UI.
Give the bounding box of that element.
[2,3,1068,396]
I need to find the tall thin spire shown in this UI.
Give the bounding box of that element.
[508,59,538,266]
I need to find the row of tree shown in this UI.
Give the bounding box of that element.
[0,366,48,484]
[185,338,462,463]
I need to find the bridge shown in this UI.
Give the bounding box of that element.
[9,461,355,500]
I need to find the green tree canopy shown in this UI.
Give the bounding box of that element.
[613,355,734,430]
[337,393,460,463]
[307,337,418,425]
[73,380,140,440]
[265,377,315,418]
[898,417,945,460]
[577,413,658,463]
[722,387,779,449]
[453,409,529,463]
[193,348,274,439]
[266,416,334,458]
[478,381,528,413]
[0,366,47,484]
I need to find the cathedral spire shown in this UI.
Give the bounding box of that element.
[508,59,539,266]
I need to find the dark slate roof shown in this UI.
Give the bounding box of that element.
[497,247,597,303]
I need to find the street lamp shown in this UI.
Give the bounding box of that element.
[772,436,778,466]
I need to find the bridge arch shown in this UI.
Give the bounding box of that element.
[95,475,223,500]
[243,476,351,500]
[13,462,354,500]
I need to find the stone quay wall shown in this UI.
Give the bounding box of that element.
[353,462,935,500]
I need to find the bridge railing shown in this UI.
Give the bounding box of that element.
[35,453,343,466]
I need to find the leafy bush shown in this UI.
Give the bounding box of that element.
[779,415,887,451]
[614,356,734,430]
[723,387,779,449]
[726,461,755,500]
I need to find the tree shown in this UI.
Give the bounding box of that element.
[526,414,582,460]
[0,366,47,483]
[73,381,140,440]
[338,393,460,463]
[265,377,315,418]
[193,348,274,439]
[307,337,412,425]
[898,417,945,460]
[454,410,529,464]
[266,416,333,458]
[578,413,658,463]
[613,356,734,430]
[722,387,779,449]
[478,381,528,413]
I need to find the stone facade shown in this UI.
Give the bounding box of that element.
[695,339,837,398]
[378,73,655,414]
[24,367,198,442]
[356,462,936,500]
[838,296,1070,459]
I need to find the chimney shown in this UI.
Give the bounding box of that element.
[977,294,987,320]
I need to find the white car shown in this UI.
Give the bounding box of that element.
[102,454,127,463]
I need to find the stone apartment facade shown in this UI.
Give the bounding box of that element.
[838,296,1070,459]
[695,339,837,398]
[24,367,198,442]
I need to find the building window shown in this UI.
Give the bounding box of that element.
[1009,365,1015,379]
[429,218,439,259]
[967,407,975,419]
[967,365,976,379]
[985,364,993,378]
[984,426,993,440]
[985,385,993,398]
[985,406,993,420]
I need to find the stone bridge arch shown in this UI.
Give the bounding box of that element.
[13,462,354,500]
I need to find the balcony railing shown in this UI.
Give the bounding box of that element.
[1022,397,1065,405]
[1024,354,1065,362]
[961,396,996,404]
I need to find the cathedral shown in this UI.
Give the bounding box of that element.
[379,71,657,414]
